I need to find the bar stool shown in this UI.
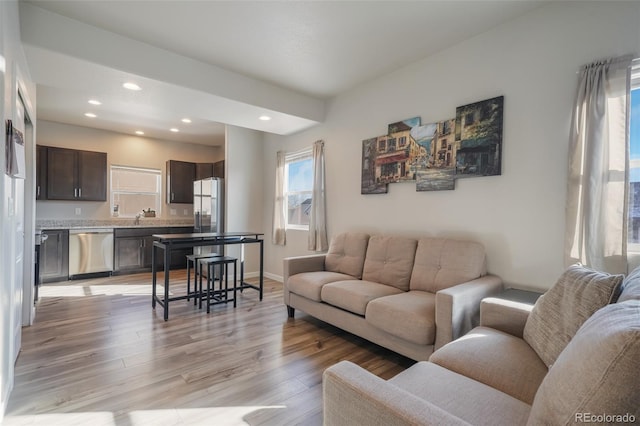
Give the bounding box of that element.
[186,253,222,305]
[199,256,238,313]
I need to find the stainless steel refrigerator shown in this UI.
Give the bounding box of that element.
[193,177,224,254]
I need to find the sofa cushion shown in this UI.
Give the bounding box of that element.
[361,236,417,291]
[618,265,640,302]
[410,238,486,293]
[429,326,547,404]
[325,232,370,279]
[523,264,622,368]
[287,271,357,302]
[527,301,640,425]
[321,280,403,316]
[390,361,531,426]
[365,291,436,346]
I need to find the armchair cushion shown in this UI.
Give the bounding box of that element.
[362,236,417,291]
[410,238,486,293]
[325,232,370,278]
[527,301,640,425]
[523,264,623,367]
[429,326,547,404]
[618,265,640,302]
[366,291,436,345]
[389,361,531,426]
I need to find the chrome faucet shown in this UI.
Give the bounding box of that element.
[134,213,141,225]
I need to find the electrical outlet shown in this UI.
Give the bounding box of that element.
[170,208,177,216]
[183,209,188,215]
[75,207,82,215]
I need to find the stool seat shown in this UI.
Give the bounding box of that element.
[199,256,238,312]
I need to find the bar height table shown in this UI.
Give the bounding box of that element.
[151,231,264,321]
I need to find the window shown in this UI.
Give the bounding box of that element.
[111,165,161,218]
[285,150,313,229]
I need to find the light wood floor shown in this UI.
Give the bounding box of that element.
[4,271,413,426]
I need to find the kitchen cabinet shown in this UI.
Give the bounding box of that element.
[46,146,107,201]
[213,160,225,178]
[40,229,69,283]
[36,145,47,200]
[114,227,194,274]
[166,160,195,204]
[195,163,214,180]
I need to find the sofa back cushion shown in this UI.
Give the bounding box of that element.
[523,264,623,368]
[324,232,370,279]
[527,301,640,425]
[362,236,417,291]
[409,238,486,293]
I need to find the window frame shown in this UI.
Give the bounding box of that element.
[284,149,313,231]
[110,165,162,218]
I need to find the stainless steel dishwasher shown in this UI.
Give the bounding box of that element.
[69,229,114,279]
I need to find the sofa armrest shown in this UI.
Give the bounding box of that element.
[283,254,326,284]
[480,298,533,338]
[434,275,503,350]
[323,361,470,426]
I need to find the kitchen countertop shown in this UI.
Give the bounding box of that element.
[36,219,194,230]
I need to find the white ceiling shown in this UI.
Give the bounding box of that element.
[20,0,548,146]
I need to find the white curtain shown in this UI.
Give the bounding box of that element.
[272,150,287,245]
[309,140,328,252]
[565,55,632,274]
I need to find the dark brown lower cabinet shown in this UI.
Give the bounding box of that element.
[114,227,193,274]
[40,229,69,283]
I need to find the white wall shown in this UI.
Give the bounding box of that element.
[262,1,640,291]
[0,0,36,419]
[35,120,223,221]
[225,125,264,275]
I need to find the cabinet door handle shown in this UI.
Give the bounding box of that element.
[36,186,40,198]
[78,188,82,198]
[74,188,78,197]
[171,192,174,201]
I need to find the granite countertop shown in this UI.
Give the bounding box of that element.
[36,219,194,230]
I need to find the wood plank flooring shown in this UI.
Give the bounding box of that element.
[3,271,414,426]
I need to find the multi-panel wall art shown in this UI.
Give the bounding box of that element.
[361,96,503,194]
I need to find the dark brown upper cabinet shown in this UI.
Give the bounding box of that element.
[195,163,214,180]
[167,160,195,204]
[46,146,107,201]
[36,145,48,200]
[213,160,225,178]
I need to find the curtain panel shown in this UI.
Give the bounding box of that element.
[565,55,632,274]
[309,140,328,252]
[272,150,287,246]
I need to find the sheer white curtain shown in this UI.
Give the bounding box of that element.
[308,140,328,252]
[565,55,632,274]
[272,151,287,246]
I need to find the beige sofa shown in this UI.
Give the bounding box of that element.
[323,264,640,425]
[283,232,503,361]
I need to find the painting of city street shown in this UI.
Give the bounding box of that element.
[361,137,388,194]
[360,96,503,194]
[454,96,504,178]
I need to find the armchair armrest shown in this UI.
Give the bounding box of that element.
[434,275,503,350]
[480,298,533,338]
[283,254,326,284]
[323,361,470,426]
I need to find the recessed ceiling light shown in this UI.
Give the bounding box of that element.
[135,130,144,135]
[259,115,272,121]
[170,128,179,133]
[88,99,102,106]
[181,118,192,124]
[123,82,142,91]
[84,112,97,118]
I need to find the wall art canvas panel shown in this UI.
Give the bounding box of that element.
[455,96,504,179]
[361,137,388,194]
[388,116,421,135]
[415,119,456,191]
